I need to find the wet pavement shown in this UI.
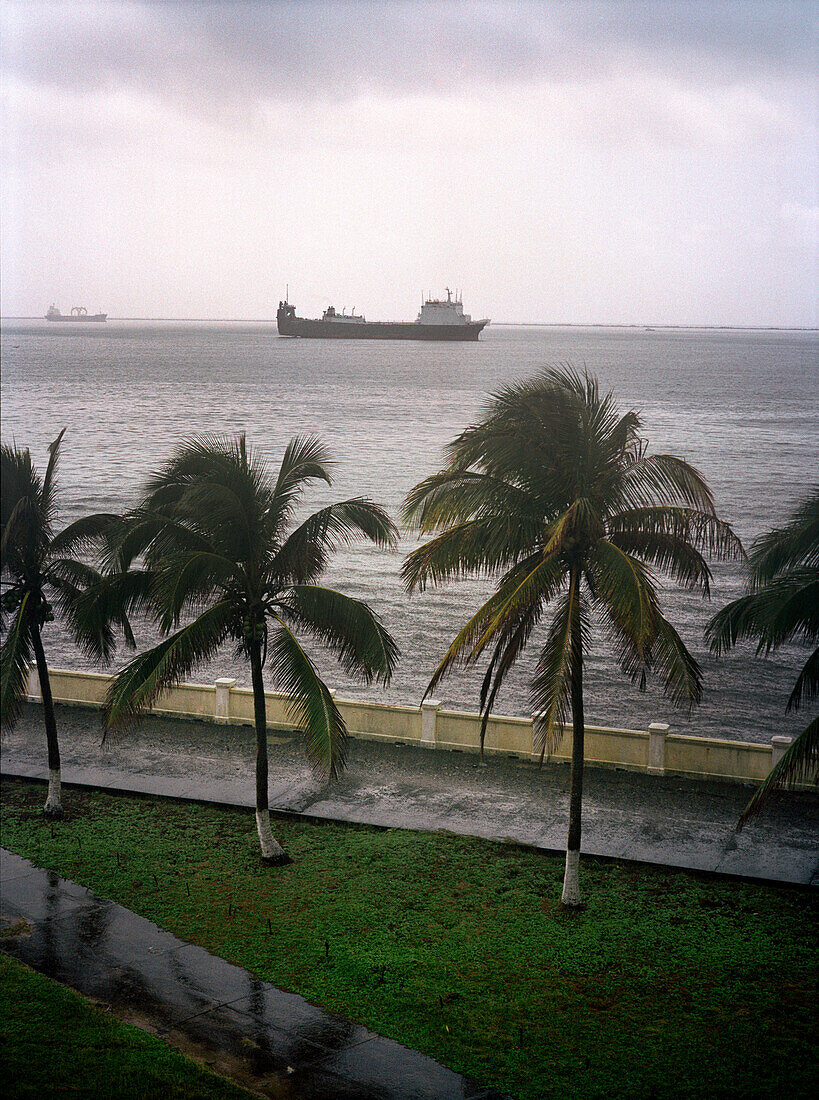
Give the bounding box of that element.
[2,702,818,885]
[0,849,512,1099]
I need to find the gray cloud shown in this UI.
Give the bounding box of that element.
[2,0,814,326]
[2,0,815,114]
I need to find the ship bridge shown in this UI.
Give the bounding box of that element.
[417,287,472,325]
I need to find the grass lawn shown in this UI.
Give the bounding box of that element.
[1,779,817,1099]
[0,952,255,1099]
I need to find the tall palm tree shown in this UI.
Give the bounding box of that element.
[403,368,742,906]
[707,487,818,826]
[104,434,399,863]
[1,430,128,816]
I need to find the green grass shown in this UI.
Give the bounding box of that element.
[0,952,255,1099]
[2,779,817,1099]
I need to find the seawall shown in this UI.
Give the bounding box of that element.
[23,667,812,790]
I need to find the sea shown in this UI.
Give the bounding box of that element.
[1,318,816,745]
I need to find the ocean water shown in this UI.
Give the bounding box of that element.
[1,318,817,743]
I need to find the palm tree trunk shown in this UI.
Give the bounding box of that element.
[562,572,584,906]
[248,637,289,864]
[30,623,62,817]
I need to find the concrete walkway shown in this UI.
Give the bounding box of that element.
[2,702,818,886]
[0,849,510,1099]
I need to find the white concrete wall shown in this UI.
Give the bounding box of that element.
[24,667,814,789]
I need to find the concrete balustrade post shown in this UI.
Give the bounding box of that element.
[420,699,441,748]
[214,678,236,723]
[647,722,669,775]
[27,665,40,700]
[770,735,792,768]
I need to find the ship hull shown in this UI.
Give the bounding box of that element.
[277,311,488,341]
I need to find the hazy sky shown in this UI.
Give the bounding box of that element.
[1,0,816,324]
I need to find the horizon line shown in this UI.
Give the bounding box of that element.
[2,315,817,332]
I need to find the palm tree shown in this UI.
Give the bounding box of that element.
[706,487,818,826]
[403,368,742,906]
[1,430,128,816]
[104,434,399,863]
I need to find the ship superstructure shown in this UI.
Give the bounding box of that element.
[277,288,488,341]
[417,289,476,325]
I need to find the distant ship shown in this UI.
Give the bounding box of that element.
[46,305,107,322]
[277,288,489,341]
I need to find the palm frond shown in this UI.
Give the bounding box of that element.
[43,558,115,658]
[266,435,333,536]
[402,514,541,594]
[47,569,117,663]
[617,454,718,513]
[417,552,561,699]
[171,479,257,558]
[787,647,818,713]
[738,714,819,829]
[587,541,659,665]
[475,591,547,755]
[762,573,819,649]
[148,550,241,630]
[606,525,714,594]
[265,621,347,779]
[748,487,819,584]
[602,409,642,463]
[63,569,152,662]
[145,433,269,496]
[423,586,520,698]
[471,550,565,660]
[446,387,584,506]
[0,580,21,633]
[280,585,398,685]
[540,503,588,558]
[104,600,234,731]
[49,513,120,557]
[142,436,276,558]
[0,442,51,575]
[651,613,703,707]
[0,443,36,530]
[106,508,215,571]
[706,570,819,656]
[0,494,47,575]
[273,498,397,587]
[402,470,532,532]
[274,435,334,493]
[609,506,744,568]
[39,428,66,526]
[583,387,629,449]
[0,591,33,728]
[45,557,103,591]
[706,591,760,656]
[530,581,589,762]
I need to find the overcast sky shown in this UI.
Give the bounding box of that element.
[1,0,816,325]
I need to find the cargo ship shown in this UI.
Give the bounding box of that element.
[277,289,489,341]
[46,305,107,322]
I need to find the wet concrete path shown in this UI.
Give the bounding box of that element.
[2,703,818,885]
[0,849,511,1099]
